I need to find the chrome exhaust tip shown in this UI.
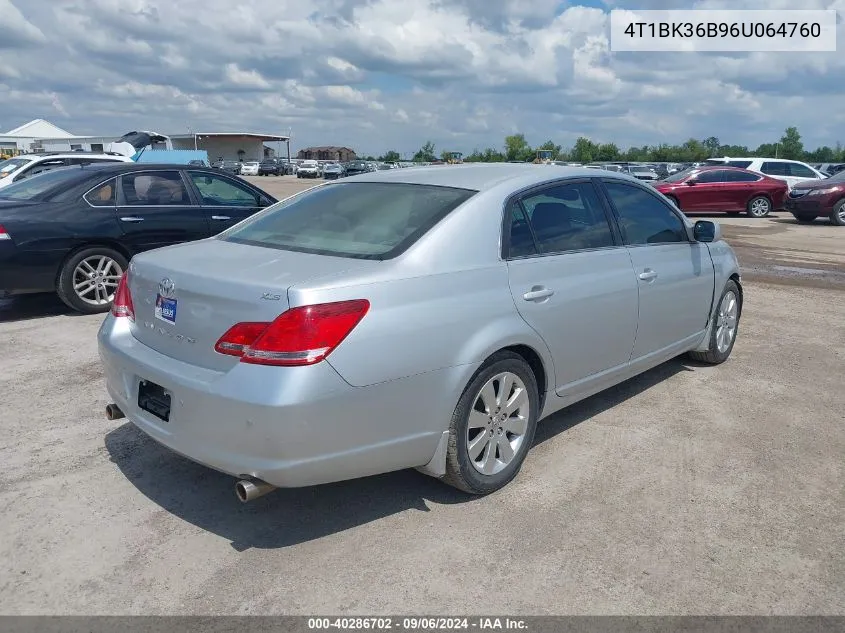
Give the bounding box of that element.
[235,478,277,503]
[105,403,125,420]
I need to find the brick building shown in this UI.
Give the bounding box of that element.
[297,146,356,161]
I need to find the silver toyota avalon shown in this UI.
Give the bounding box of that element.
[98,164,742,502]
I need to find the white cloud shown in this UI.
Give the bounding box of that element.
[1,0,843,155]
[224,64,271,89]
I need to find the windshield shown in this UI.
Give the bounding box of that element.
[0,166,83,200]
[662,167,696,182]
[221,182,476,259]
[0,158,32,178]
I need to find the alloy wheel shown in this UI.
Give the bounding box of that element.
[72,255,123,306]
[750,198,770,217]
[715,290,739,353]
[465,372,530,476]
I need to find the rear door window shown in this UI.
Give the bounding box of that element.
[786,162,817,178]
[120,171,191,206]
[85,179,117,206]
[517,182,615,254]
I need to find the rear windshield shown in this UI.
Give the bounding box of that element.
[0,166,85,200]
[221,182,476,259]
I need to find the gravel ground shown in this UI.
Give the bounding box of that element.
[0,176,843,614]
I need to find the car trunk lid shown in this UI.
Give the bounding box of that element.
[126,238,378,371]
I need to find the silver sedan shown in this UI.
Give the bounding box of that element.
[98,164,742,501]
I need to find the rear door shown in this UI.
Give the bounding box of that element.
[600,180,714,360]
[504,179,640,392]
[115,169,211,254]
[724,170,765,210]
[184,170,270,233]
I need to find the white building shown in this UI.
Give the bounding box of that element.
[170,133,290,162]
[0,119,290,162]
[0,119,76,155]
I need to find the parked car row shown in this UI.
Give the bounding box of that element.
[0,163,277,313]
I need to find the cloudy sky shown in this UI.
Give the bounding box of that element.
[1,0,843,156]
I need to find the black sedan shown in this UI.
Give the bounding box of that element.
[0,163,277,314]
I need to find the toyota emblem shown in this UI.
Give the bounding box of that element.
[158,277,176,297]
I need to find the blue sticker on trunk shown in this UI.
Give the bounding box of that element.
[155,294,177,324]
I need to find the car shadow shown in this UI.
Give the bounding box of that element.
[0,293,79,323]
[104,357,694,551]
[770,217,834,227]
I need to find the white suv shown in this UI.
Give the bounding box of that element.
[0,152,133,189]
[705,157,825,189]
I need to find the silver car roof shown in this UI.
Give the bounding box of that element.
[341,162,639,191]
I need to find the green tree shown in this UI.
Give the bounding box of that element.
[413,141,436,162]
[595,143,620,161]
[570,137,596,163]
[805,146,835,162]
[703,136,720,157]
[380,150,400,163]
[754,143,778,157]
[778,127,803,160]
[504,134,531,161]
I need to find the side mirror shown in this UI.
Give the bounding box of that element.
[694,220,721,243]
[686,179,698,185]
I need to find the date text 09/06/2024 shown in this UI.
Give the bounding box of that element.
[307,617,528,630]
[609,9,837,52]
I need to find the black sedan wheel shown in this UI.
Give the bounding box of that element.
[56,247,129,314]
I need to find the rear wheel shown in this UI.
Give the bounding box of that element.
[747,196,771,218]
[56,246,128,314]
[793,214,817,224]
[688,280,741,365]
[830,199,845,226]
[443,351,539,495]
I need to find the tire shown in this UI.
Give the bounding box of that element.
[688,280,741,365]
[793,214,817,224]
[56,246,128,315]
[747,196,771,218]
[830,199,845,226]
[443,351,540,495]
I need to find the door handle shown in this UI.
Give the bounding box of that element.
[522,286,554,302]
[211,215,231,220]
[119,216,144,222]
[638,269,658,281]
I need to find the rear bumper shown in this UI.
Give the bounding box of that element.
[0,243,60,294]
[97,315,456,488]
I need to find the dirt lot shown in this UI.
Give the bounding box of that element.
[0,175,843,615]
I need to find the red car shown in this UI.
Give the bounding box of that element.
[653,166,787,218]
[785,170,845,226]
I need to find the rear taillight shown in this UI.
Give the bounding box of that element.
[111,270,135,320]
[214,299,370,366]
[214,322,271,356]
[0,224,11,240]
